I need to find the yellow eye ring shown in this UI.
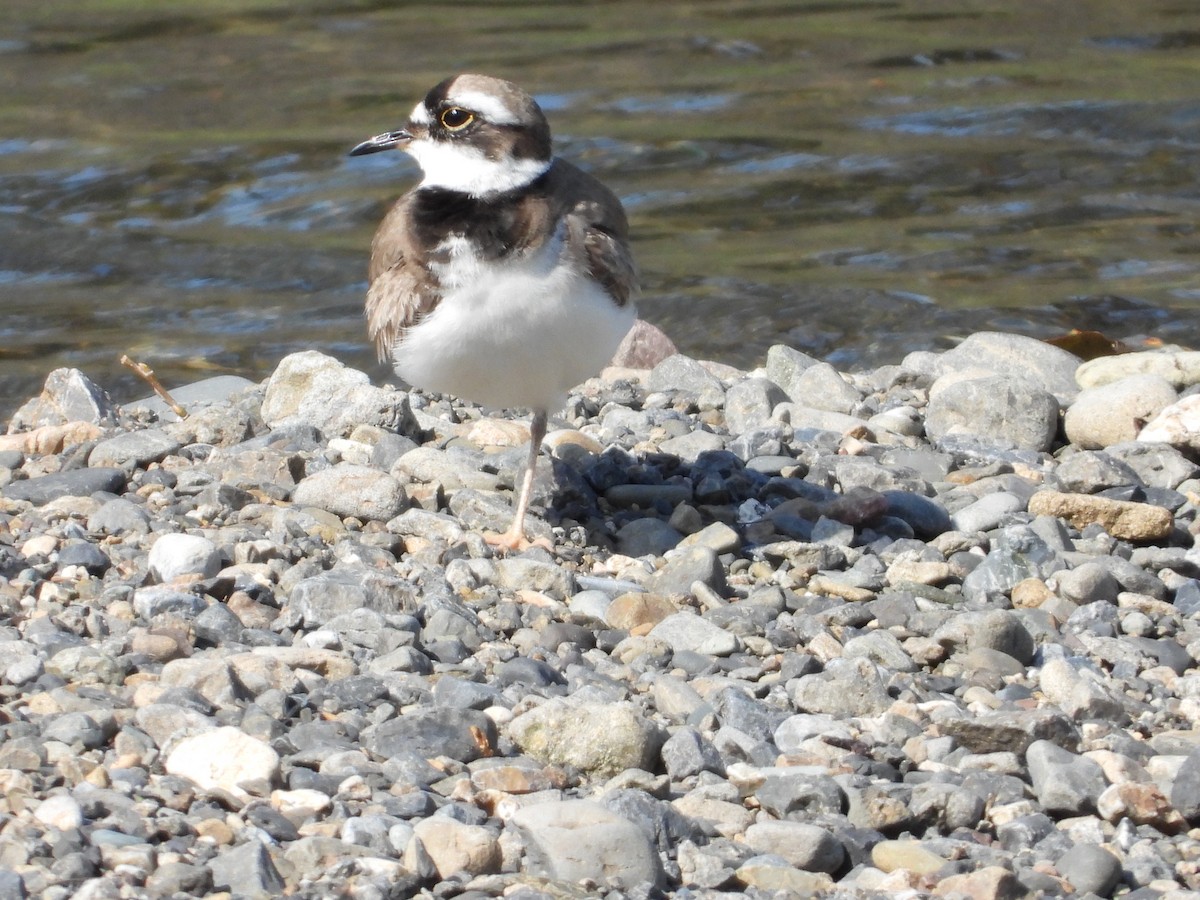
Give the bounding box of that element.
[439,107,475,130]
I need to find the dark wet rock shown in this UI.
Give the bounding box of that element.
[363,707,498,763]
[4,467,126,504]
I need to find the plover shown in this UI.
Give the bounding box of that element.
[349,74,637,550]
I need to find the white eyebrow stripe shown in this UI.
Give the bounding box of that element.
[445,90,520,125]
[408,102,432,125]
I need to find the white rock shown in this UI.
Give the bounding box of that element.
[165,726,280,800]
[1076,349,1200,390]
[34,794,84,831]
[148,533,221,582]
[1138,393,1200,452]
[271,789,332,822]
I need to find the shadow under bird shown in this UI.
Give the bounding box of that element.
[349,73,638,551]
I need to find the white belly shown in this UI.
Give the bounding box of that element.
[393,232,635,413]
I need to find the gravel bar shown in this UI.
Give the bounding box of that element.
[2,332,1200,899]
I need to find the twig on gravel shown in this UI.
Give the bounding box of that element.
[120,355,186,418]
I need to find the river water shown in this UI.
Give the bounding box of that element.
[2,0,1199,418]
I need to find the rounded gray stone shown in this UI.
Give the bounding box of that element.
[648,612,738,657]
[292,463,408,522]
[926,375,1059,453]
[1055,842,1122,896]
[743,820,844,873]
[511,799,664,890]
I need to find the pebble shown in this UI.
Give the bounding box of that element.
[147,533,222,582]
[1,334,1199,898]
[1064,373,1178,448]
[510,799,664,890]
[164,727,281,800]
[925,374,1059,451]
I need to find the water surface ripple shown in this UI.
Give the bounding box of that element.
[2,0,1199,415]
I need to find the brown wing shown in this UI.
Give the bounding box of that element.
[364,196,437,361]
[580,216,638,308]
[551,161,639,309]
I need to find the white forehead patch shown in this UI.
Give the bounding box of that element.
[444,89,521,125]
[404,138,550,197]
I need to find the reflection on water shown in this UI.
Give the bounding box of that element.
[2,0,1200,418]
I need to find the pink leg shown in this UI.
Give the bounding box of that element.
[486,409,549,552]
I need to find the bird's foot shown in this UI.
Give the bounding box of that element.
[484,528,553,555]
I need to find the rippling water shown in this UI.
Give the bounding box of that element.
[2,0,1200,418]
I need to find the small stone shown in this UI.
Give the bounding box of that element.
[1039,658,1126,722]
[950,491,1025,534]
[1064,374,1177,449]
[789,657,892,717]
[412,817,501,878]
[648,612,738,656]
[764,344,821,399]
[930,331,1082,402]
[511,799,664,890]
[1026,740,1106,816]
[735,858,834,893]
[925,375,1059,452]
[743,820,844,873]
[931,866,1023,900]
[3,467,126,505]
[1169,745,1200,820]
[725,377,788,434]
[364,707,497,764]
[661,727,725,779]
[89,428,182,469]
[8,367,116,429]
[1028,490,1173,541]
[261,350,415,438]
[651,545,727,596]
[790,362,861,414]
[1138,392,1200,452]
[1076,349,1200,389]
[1096,782,1185,831]
[605,592,677,630]
[208,838,285,897]
[148,533,221,582]
[871,839,948,875]
[165,727,280,800]
[507,700,661,778]
[291,463,408,522]
[615,518,683,557]
[647,353,724,399]
[33,794,84,831]
[1054,842,1122,897]
[1053,562,1121,604]
[88,498,152,535]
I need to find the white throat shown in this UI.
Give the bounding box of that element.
[405,138,551,198]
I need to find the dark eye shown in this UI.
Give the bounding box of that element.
[439,107,475,130]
